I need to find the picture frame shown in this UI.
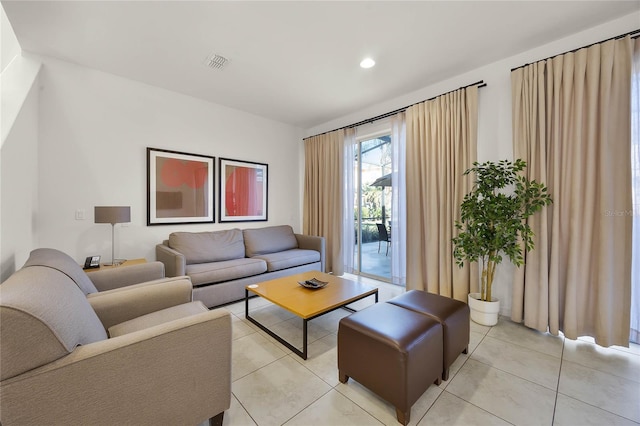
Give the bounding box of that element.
[219,158,268,222]
[147,148,215,225]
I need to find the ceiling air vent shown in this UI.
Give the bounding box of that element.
[203,53,229,70]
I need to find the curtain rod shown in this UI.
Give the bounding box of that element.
[303,80,486,141]
[510,28,640,72]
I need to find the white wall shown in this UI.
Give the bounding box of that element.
[0,3,41,281]
[304,11,640,316]
[0,72,39,281]
[34,55,303,263]
[1,4,19,73]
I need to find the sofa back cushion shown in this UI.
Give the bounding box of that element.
[23,248,98,295]
[169,229,245,265]
[0,266,108,381]
[243,225,298,257]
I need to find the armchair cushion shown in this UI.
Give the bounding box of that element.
[169,229,245,264]
[108,301,208,337]
[87,277,193,330]
[22,247,98,295]
[0,267,107,381]
[87,261,165,292]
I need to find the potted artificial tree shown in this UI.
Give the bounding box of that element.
[452,159,552,326]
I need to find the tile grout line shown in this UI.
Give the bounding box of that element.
[437,327,517,426]
[229,391,260,426]
[441,389,517,426]
[486,332,564,360]
[555,391,640,424]
[466,339,563,393]
[280,380,335,426]
[550,337,566,425]
[332,382,387,426]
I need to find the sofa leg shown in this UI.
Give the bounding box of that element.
[395,407,410,425]
[209,412,224,426]
[338,371,349,383]
[463,345,469,354]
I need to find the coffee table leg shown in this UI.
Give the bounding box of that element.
[303,319,308,360]
[245,291,308,360]
[245,289,250,318]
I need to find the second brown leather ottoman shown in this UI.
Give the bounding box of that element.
[337,302,443,425]
[388,290,470,381]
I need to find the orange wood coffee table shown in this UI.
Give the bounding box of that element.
[245,271,378,359]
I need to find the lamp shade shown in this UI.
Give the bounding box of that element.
[94,206,131,225]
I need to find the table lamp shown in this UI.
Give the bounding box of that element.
[94,206,131,266]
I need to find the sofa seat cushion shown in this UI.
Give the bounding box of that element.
[186,258,267,286]
[169,229,245,265]
[252,249,321,272]
[108,301,208,337]
[243,225,298,257]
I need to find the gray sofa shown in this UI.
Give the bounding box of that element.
[156,225,325,308]
[0,248,231,426]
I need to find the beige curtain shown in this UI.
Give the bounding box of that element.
[405,86,479,301]
[511,36,633,347]
[631,38,640,344]
[303,130,344,275]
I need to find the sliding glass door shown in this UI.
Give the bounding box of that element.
[353,135,392,281]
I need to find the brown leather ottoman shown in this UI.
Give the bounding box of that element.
[388,290,470,381]
[337,302,443,425]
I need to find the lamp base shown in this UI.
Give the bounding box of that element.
[103,259,126,267]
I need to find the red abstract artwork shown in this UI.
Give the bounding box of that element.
[219,158,267,222]
[147,148,214,225]
[225,166,263,216]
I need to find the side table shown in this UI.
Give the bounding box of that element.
[84,258,147,273]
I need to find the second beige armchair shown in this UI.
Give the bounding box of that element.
[1,249,232,425]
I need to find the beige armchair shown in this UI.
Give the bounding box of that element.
[0,251,232,425]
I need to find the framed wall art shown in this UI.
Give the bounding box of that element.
[219,158,268,222]
[147,148,215,225]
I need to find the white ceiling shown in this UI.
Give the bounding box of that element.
[3,1,639,129]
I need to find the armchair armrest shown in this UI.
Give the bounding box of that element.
[87,278,193,330]
[87,261,165,292]
[296,234,326,272]
[156,243,186,277]
[0,309,232,425]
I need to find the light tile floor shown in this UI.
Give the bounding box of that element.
[215,274,640,426]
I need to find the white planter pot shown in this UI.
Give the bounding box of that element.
[468,293,500,326]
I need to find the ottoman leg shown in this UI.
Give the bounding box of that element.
[463,345,469,354]
[338,371,349,384]
[396,407,410,425]
[442,368,450,381]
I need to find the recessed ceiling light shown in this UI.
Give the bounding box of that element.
[360,58,375,69]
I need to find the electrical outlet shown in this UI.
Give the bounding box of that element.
[75,209,86,220]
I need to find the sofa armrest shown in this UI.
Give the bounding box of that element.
[87,261,165,292]
[0,309,232,426]
[156,243,186,277]
[87,278,193,330]
[295,234,326,272]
